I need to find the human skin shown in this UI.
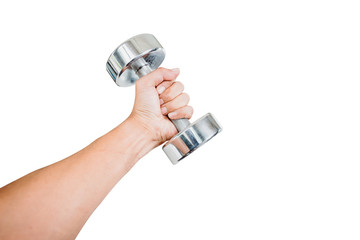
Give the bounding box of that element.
[0,67,193,240]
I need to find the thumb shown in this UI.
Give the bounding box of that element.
[136,67,180,89]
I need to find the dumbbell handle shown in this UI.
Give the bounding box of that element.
[136,63,190,132]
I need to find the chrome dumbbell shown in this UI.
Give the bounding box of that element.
[106,34,222,164]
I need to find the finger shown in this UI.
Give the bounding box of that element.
[160,93,190,115]
[168,106,194,120]
[136,67,180,89]
[160,81,185,103]
[156,81,174,95]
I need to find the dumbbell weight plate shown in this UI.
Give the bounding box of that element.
[163,113,222,164]
[106,33,165,87]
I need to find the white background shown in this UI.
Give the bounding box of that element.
[0,0,359,239]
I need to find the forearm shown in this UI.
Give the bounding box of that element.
[0,67,189,239]
[0,119,157,239]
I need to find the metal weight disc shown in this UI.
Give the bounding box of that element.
[106,33,165,87]
[162,113,222,164]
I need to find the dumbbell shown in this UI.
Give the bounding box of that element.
[106,33,222,164]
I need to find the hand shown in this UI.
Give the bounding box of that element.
[127,67,193,145]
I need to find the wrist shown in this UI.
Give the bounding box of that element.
[115,117,160,159]
[91,118,159,169]
[126,113,164,145]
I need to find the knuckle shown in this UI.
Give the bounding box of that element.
[149,71,162,82]
[188,106,194,115]
[164,101,174,111]
[185,106,193,118]
[182,92,190,102]
[176,81,185,91]
[160,92,171,102]
[154,67,166,77]
[177,106,193,119]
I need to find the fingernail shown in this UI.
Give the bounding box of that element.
[159,98,164,105]
[161,107,167,115]
[168,112,177,118]
[171,68,180,72]
[157,86,165,94]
